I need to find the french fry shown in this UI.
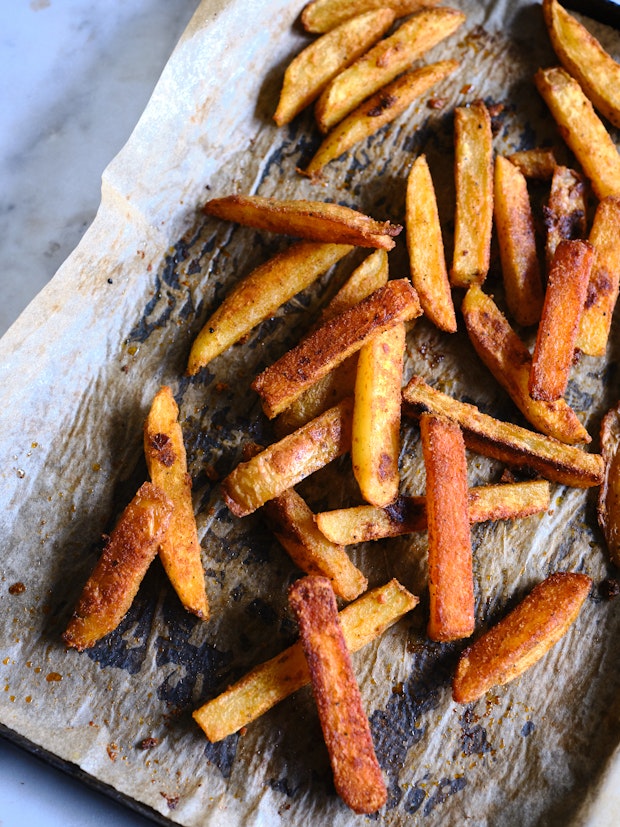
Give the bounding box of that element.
[529,239,594,402]
[543,0,620,130]
[144,387,209,619]
[420,413,474,642]
[288,576,387,814]
[63,483,173,651]
[315,480,551,544]
[535,67,620,200]
[402,375,604,488]
[315,7,465,132]
[221,398,353,517]
[544,165,587,266]
[202,194,402,249]
[461,285,589,445]
[301,0,440,33]
[306,61,459,176]
[507,148,557,180]
[274,9,396,126]
[494,154,544,327]
[263,488,368,601]
[192,578,418,741]
[320,248,389,323]
[576,196,620,356]
[253,279,421,419]
[450,101,494,288]
[598,403,620,567]
[186,242,353,375]
[452,571,591,704]
[406,153,457,332]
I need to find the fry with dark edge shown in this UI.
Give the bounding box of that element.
[452,572,591,704]
[301,0,440,33]
[544,165,586,266]
[288,576,387,814]
[598,403,620,567]
[507,148,557,180]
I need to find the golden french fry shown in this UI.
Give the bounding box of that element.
[598,403,620,567]
[321,248,389,323]
[202,194,402,249]
[494,154,544,327]
[253,279,421,419]
[450,100,494,287]
[535,66,620,200]
[406,153,457,332]
[63,483,173,651]
[192,578,418,741]
[301,0,440,33]
[452,571,591,704]
[529,239,594,402]
[543,0,620,129]
[402,375,604,488]
[544,165,587,266]
[462,285,589,445]
[507,148,557,180]
[306,60,459,176]
[289,576,387,814]
[315,7,465,132]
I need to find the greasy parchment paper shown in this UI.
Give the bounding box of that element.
[2,1,620,824]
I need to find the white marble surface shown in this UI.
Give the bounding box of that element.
[0,1,200,824]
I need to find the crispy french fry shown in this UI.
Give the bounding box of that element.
[306,61,459,176]
[289,576,387,814]
[321,248,389,323]
[274,9,396,126]
[544,165,587,266]
[576,196,620,356]
[529,239,594,402]
[420,414,474,642]
[203,194,402,249]
[452,571,591,704]
[461,285,589,445]
[186,242,353,375]
[450,101,494,287]
[535,66,620,200]
[301,0,440,33]
[507,148,557,180]
[598,403,620,567]
[63,483,173,651]
[543,0,620,129]
[144,387,209,619]
[192,578,418,741]
[494,155,544,327]
[222,398,353,517]
[402,375,604,487]
[253,279,421,419]
[315,8,465,132]
[263,488,367,601]
[406,153,457,332]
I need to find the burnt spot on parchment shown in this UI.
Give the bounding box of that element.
[203,734,239,780]
[460,707,492,756]
[405,775,467,816]
[85,591,158,674]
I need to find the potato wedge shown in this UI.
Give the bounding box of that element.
[462,285,589,445]
[402,375,604,487]
[203,194,402,249]
[192,578,418,741]
[452,571,591,704]
[494,155,544,327]
[544,165,587,266]
[450,101,494,287]
[315,7,465,132]
[598,403,620,567]
[535,67,620,200]
[63,483,173,651]
[406,153,457,332]
[507,148,557,180]
[321,248,389,323]
[301,0,440,33]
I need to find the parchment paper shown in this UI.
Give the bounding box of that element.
[1,1,620,824]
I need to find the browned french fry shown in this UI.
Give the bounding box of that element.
[529,239,594,402]
[452,571,591,704]
[306,61,459,176]
[450,101,494,288]
[192,578,418,741]
[544,165,587,266]
[321,248,389,323]
[494,155,544,327]
[535,67,620,200]
[144,387,209,619]
[315,7,465,132]
[507,148,557,180]
[301,0,440,33]
[598,403,620,567]
[288,576,387,814]
[63,483,173,651]
[402,375,604,488]
[253,279,421,419]
[263,488,368,601]
[406,153,457,332]
[461,285,589,445]
[202,194,402,249]
[576,196,620,356]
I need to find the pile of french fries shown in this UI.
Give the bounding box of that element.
[62,0,620,815]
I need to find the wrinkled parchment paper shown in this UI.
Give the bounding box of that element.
[2,1,620,824]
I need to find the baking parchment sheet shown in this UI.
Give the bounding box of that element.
[1,1,620,824]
